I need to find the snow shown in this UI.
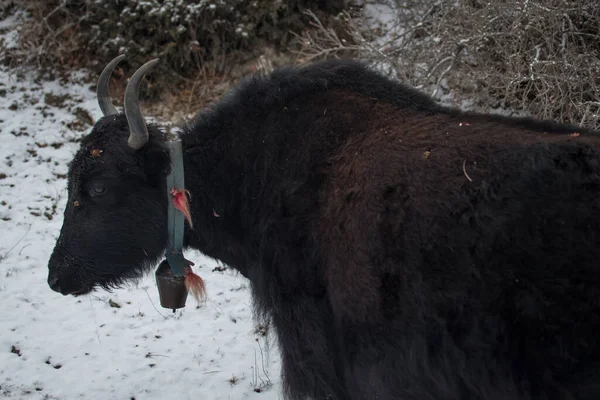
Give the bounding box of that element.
[0,27,282,400]
[0,8,21,50]
[362,0,398,35]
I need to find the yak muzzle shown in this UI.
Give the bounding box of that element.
[47,270,61,293]
[47,250,88,296]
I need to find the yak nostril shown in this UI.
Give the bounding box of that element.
[48,273,61,293]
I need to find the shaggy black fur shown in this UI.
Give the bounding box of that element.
[48,59,600,399]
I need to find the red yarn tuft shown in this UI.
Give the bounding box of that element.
[185,267,206,303]
[170,188,193,228]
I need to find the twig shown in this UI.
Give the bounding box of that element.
[422,55,454,84]
[1,224,32,260]
[146,352,170,358]
[89,296,102,345]
[18,243,31,256]
[143,288,167,319]
[256,338,271,384]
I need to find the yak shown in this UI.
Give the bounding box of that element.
[47,55,600,400]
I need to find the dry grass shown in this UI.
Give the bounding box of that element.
[5,0,598,129]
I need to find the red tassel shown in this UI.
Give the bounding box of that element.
[185,267,206,303]
[170,188,193,228]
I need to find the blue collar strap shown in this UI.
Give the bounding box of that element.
[165,139,187,277]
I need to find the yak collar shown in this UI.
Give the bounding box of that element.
[165,139,187,277]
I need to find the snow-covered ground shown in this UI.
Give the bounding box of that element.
[0,2,501,398]
[0,20,282,400]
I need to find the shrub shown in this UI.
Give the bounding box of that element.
[14,0,348,100]
[299,0,600,129]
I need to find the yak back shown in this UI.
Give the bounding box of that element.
[316,93,600,397]
[181,59,600,399]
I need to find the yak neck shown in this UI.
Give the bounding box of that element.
[178,128,252,278]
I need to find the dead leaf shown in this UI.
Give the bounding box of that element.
[90,148,103,157]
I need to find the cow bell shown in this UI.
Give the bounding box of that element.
[155,259,188,311]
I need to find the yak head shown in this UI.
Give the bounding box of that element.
[47,55,172,295]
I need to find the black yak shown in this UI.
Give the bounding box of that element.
[47,55,600,400]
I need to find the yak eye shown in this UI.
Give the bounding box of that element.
[89,182,106,196]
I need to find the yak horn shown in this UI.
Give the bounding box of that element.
[97,54,125,116]
[124,58,160,150]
